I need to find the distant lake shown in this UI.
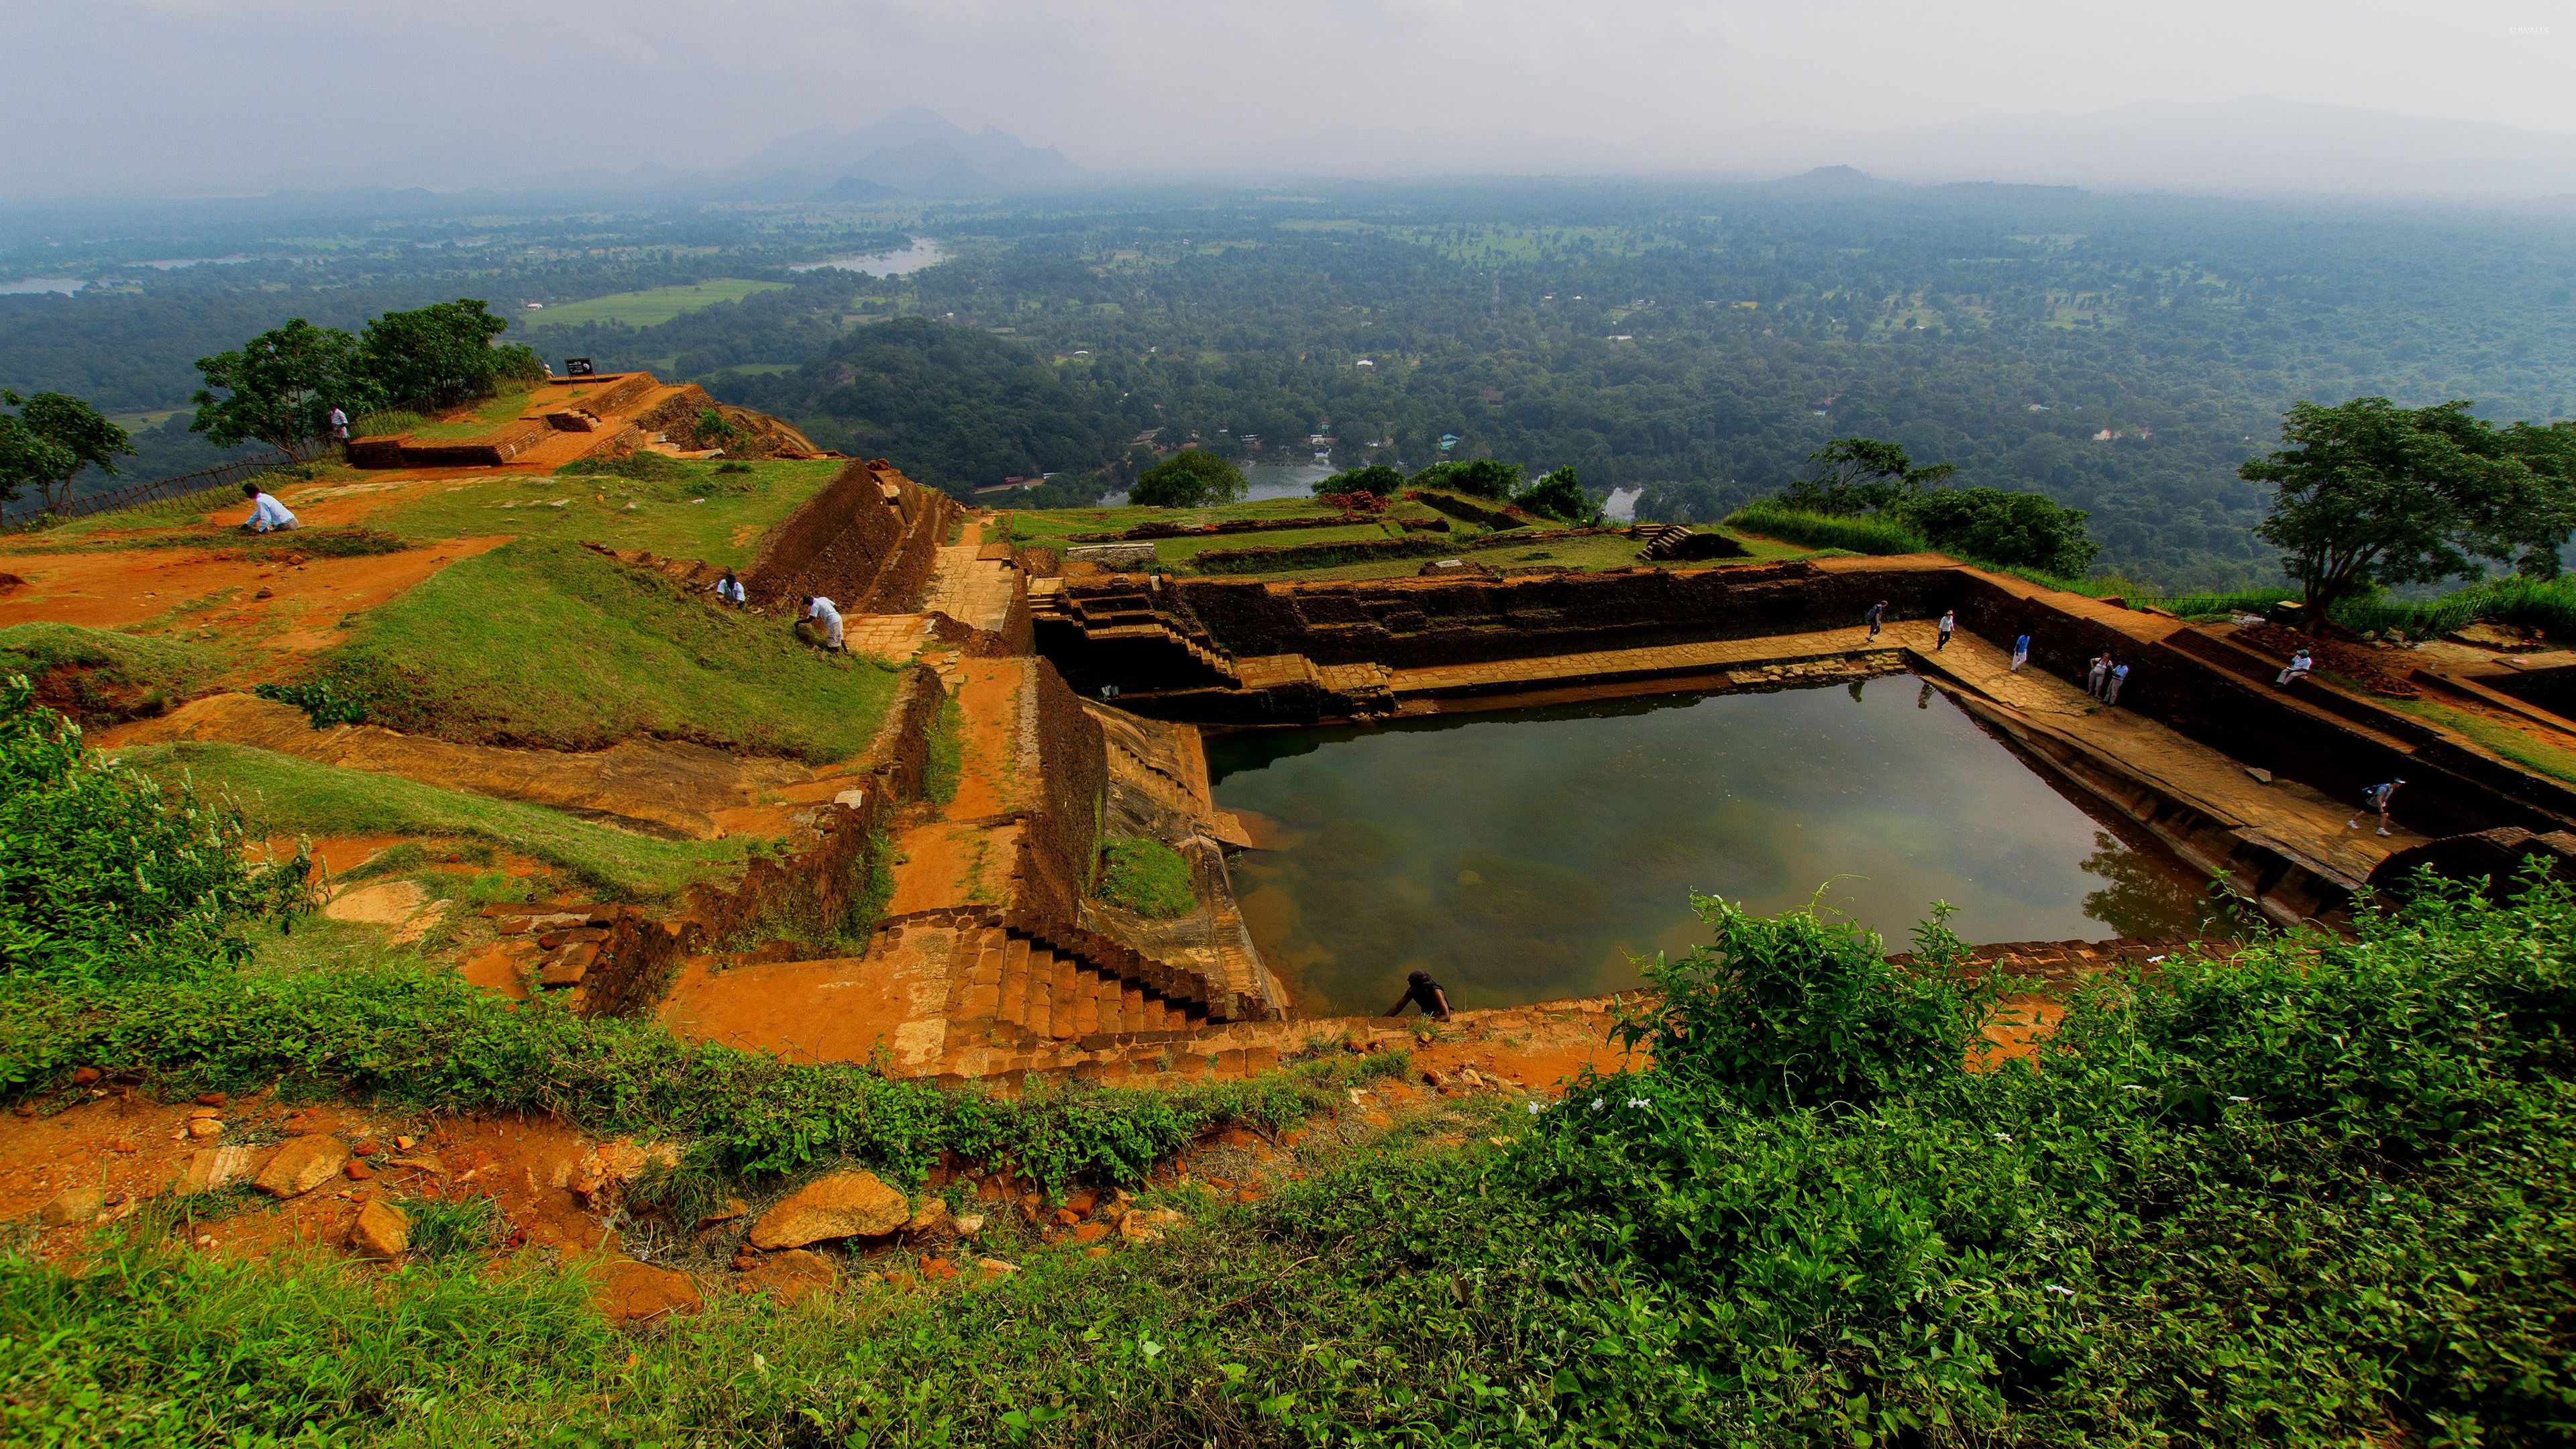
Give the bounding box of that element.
[131,254,250,270]
[0,277,85,295]
[790,238,947,277]
[1100,459,1333,507]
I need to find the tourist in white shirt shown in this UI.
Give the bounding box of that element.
[239,482,298,533]
[804,594,844,651]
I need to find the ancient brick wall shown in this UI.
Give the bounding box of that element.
[1167,561,1952,668]
[1016,659,1109,926]
[743,459,959,614]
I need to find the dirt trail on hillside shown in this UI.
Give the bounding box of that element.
[886,657,1035,915]
[104,693,814,839]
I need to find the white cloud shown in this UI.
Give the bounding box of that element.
[3,0,2571,195]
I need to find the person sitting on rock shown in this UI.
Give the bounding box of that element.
[239,481,298,533]
[2276,647,2313,688]
[803,594,844,652]
[1385,969,1452,1022]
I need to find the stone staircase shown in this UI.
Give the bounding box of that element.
[1631,523,1695,559]
[1029,582,1240,690]
[879,905,1279,1052]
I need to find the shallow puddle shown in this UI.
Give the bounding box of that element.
[1210,676,2206,1016]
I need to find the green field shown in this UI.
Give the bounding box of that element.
[317,537,906,761]
[115,741,747,900]
[519,280,790,330]
[368,457,841,567]
[402,388,537,441]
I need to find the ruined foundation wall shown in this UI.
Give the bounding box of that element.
[575,664,943,1017]
[743,459,959,614]
[1170,561,1951,668]
[1018,659,1109,926]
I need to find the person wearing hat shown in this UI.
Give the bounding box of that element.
[1384,969,1452,1022]
[2351,778,2406,837]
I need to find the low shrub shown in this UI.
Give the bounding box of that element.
[555,451,690,482]
[1097,837,1197,918]
[252,678,368,727]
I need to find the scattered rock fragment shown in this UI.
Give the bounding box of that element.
[904,1197,952,1238]
[184,1146,258,1192]
[747,1169,908,1250]
[595,1259,702,1323]
[952,1212,986,1238]
[1120,1208,1186,1244]
[735,1248,838,1304]
[977,1258,1019,1279]
[257,1136,349,1197]
[350,1200,411,1258]
[39,1186,105,1227]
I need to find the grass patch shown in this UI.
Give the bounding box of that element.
[1097,837,1197,918]
[367,458,839,566]
[313,537,902,760]
[1727,500,1929,555]
[113,741,747,900]
[2388,696,2576,786]
[402,388,535,441]
[519,280,790,329]
[396,1194,507,1259]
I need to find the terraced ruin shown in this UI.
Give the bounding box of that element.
[11,392,2576,1427]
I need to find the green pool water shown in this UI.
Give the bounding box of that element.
[1207,676,2206,1017]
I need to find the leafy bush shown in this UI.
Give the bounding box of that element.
[1313,462,1405,496]
[1900,484,2101,576]
[252,678,368,727]
[1728,500,1929,554]
[1407,458,1522,500]
[1097,837,1196,918]
[0,679,304,982]
[1132,450,1247,508]
[1515,465,1601,524]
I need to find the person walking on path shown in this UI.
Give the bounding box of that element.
[802,594,845,653]
[2350,778,2406,837]
[2276,647,2313,688]
[1866,600,1887,640]
[2010,633,2031,672]
[239,481,298,533]
[1384,969,1453,1022]
[327,405,350,449]
[2106,660,2131,706]
[2086,653,2110,698]
[1936,610,1955,650]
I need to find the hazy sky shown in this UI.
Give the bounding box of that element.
[7,0,2572,195]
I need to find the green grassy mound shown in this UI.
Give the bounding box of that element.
[114,741,746,899]
[367,457,841,566]
[312,537,902,760]
[1727,500,1930,555]
[0,623,225,715]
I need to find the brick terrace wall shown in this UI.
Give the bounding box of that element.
[1017,659,1109,925]
[743,459,959,614]
[575,663,945,1017]
[1168,560,1951,668]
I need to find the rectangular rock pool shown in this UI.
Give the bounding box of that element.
[1208,675,2208,1017]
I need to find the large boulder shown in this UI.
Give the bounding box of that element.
[748,1169,908,1250]
[596,1259,703,1323]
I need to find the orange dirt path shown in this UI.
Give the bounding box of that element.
[0,535,508,653]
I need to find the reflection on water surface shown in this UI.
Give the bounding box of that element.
[1208,678,2203,1016]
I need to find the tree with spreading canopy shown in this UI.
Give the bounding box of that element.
[1,391,131,514]
[2243,398,2576,621]
[1311,463,1404,496]
[1517,466,1603,525]
[359,299,543,412]
[191,318,372,462]
[1130,448,1246,508]
[1781,437,1957,515]
[1409,458,1523,500]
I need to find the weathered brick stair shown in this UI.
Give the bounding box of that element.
[877,905,1279,1051]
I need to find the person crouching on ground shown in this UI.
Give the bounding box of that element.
[239,481,298,533]
[1385,969,1452,1022]
[802,594,845,652]
[716,568,747,607]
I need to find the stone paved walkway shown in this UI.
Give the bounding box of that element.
[923,515,1020,634]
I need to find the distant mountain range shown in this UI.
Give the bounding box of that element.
[718,105,1084,199]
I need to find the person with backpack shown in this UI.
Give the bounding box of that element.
[2350,778,2405,837]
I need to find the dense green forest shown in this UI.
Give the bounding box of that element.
[6,184,2573,585]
